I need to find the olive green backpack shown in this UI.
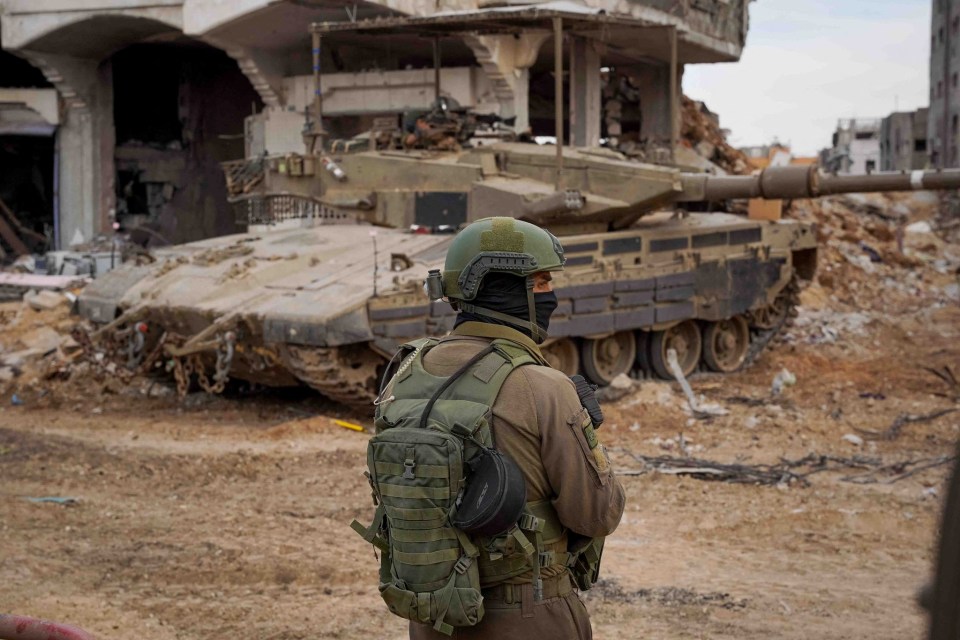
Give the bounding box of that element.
[351,337,541,635]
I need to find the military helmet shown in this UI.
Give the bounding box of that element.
[440,217,565,301]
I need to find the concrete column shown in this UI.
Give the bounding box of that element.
[569,36,601,147]
[57,107,96,247]
[629,64,672,143]
[27,53,115,247]
[502,68,530,133]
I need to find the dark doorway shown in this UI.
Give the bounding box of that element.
[0,52,55,261]
[111,42,263,245]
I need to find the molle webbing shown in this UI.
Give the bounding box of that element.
[477,500,568,586]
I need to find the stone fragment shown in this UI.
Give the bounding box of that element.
[24,290,68,312]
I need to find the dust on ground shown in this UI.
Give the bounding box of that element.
[1,192,959,639]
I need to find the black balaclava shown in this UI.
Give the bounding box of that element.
[454,272,558,340]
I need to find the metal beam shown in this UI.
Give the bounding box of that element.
[311,31,324,151]
[669,26,678,163]
[433,38,441,103]
[553,15,563,191]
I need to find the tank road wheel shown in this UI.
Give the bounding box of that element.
[650,320,702,380]
[542,338,580,377]
[748,288,791,330]
[581,331,636,386]
[702,316,751,373]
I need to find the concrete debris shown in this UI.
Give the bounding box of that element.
[647,435,704,455]
[597,373,636,402]
[2,349,45,367]
[771,369,797,397]
[905,221,933,234]
[842,433,865,447]
[790,192,959,320]
[19,326,63,354]
[679,96,750,175]
[146,383,176,398]
[840,246,877,274]
[24,289,69,311]
[789,309,873,345]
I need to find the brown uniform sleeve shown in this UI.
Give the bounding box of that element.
[519,366,626,538]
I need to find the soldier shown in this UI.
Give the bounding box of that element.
[407,217,627,639]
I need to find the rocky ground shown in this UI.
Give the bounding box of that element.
[1,192,959,639]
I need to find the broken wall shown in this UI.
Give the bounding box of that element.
[0,51,56,260]
[112,43,262,245]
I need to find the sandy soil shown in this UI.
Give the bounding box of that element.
[1,194,959,639]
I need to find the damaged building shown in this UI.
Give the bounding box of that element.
[821,118,882,175]
[0,0,750,254]
[880,108,929,171]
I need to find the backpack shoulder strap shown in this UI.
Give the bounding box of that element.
[375,337,439,408]
[444,338,543,412]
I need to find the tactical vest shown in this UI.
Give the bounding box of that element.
[352,336,570,635]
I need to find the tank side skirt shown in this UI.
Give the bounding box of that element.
[367,253,794,349]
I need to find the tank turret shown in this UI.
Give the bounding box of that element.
[225,143,960,236]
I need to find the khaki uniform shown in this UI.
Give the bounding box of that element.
[409,322,626,640]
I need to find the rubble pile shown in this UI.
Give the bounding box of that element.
[0,290,143,406]
[0,294,76,388]
[785,191,960,345]
[935,191,960,244]
[679,95,751,175]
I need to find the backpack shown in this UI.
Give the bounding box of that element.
[351,337,544,635]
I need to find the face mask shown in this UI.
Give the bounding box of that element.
[453,274,558,340]
[533,291,559,333]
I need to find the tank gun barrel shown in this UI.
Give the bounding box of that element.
[678,165,960,202]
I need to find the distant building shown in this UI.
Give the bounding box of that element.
[821,118,881,174]
[740,142,817,170]
[880,109,929,171]
[929,0,960,167]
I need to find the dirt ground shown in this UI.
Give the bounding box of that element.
[2,193,959,639]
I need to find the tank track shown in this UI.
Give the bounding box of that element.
[281,344,382,412]
[742,277,801,369]
[281,280,800,411]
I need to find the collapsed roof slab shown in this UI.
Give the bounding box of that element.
[309,2,743,65]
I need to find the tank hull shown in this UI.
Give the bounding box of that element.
[78,212,815,409]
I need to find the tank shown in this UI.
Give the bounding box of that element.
[77,146,960,411]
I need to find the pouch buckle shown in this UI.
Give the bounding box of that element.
[454,555,472,574]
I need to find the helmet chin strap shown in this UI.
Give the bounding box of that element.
[458,276,548,344]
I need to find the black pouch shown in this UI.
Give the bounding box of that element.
[451,448,526,537]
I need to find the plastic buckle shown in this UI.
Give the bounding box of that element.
[538,551,555,567]
[518,514,540,531]
[402,459,416,480]
[454,555,472,575]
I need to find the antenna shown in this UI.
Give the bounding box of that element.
[371,230,379,298]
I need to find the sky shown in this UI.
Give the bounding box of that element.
[683,0,932,156]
